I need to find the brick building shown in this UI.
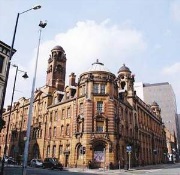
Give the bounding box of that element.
[0,45,167,168]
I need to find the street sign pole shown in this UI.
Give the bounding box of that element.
[126,146,132,170]
[128,152,131,170]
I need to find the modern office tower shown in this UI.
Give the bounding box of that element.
[177,114,180,150]
[134,82,178,136]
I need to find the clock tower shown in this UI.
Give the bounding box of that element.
[46,45,66,91]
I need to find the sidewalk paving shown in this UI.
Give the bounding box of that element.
[66,162,180,174]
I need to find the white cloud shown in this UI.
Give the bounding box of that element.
[5,19,147,107]
[35,19,147,83]
[170,1,180,22]
[162,62,180,75]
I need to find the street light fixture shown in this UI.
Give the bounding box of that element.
[22,20,47,175]
[0,5,41,131]
[0,64,29,175]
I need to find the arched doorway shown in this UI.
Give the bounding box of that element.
[93,143,106,168]
[10,145,16,158]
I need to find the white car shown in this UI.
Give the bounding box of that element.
[30,159,43,168]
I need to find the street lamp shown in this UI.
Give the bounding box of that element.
[0,64,29,175]
[22,20,47,175]
[0,5,41,130]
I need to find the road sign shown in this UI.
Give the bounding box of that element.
[126,146,132,152]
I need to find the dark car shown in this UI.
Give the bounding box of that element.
[42,158,63,170]
[30,159,43,167]
[7,157,17,165]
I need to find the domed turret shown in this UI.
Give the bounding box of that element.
[87,59,110,72]
[51,45,64,52]
[118,64,131,74]
[151,101,161,118]
[116,64,135,104]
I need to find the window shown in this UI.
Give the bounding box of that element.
[93,84,106,94]
[79,103,84,114]
[100,84,105,94]
[47,145,50,157]
[66,124,70,136]
[49,127,51,138]
[0,55,4,73]
[50,113,52,122]
[52,145,56,157]
[62,109,65,119]
[96,121,104,132]
[53,127,57,137]
[97,101,103,113]
[59,145,63,155]
[93,84,99,93]
[67,107,71,118]
[54,111,58,121]
[61,125,64,135]
[77,145,83,160]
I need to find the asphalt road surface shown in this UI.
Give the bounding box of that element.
[1,163,180,175]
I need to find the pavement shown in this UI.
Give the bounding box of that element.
[65,162,180,174]
[0,162,179,175]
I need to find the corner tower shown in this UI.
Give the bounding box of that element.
[46,45,67,91]
[117,64,135,104]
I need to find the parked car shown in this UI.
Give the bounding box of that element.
[8,157,17,164]
[42,158,63,170]
[4,156,17,165]
[30,159,43,168]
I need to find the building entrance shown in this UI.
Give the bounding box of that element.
[93,144,105,168]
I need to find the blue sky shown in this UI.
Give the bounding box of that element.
[0,0,180,113]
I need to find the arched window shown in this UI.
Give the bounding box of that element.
[61,125,64,135]
[53,127,57,137]
[52,145,56,157]
[47,145,50,157]
[59,145,63,156]
[49,127,51,138]
[77,145,83,160]
[66,124,70,135]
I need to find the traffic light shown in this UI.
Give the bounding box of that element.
[82,146,86,154]
[0,117,5,132]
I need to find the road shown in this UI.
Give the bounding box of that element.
[1,163,180,175]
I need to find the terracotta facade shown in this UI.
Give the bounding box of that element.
[0,46,167,168]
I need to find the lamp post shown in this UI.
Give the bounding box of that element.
[0,64,28,175]
[22,20,47,175]
[0,5,41,130]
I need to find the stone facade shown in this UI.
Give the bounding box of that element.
[0,46,167,168]
[0,41,16,116]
